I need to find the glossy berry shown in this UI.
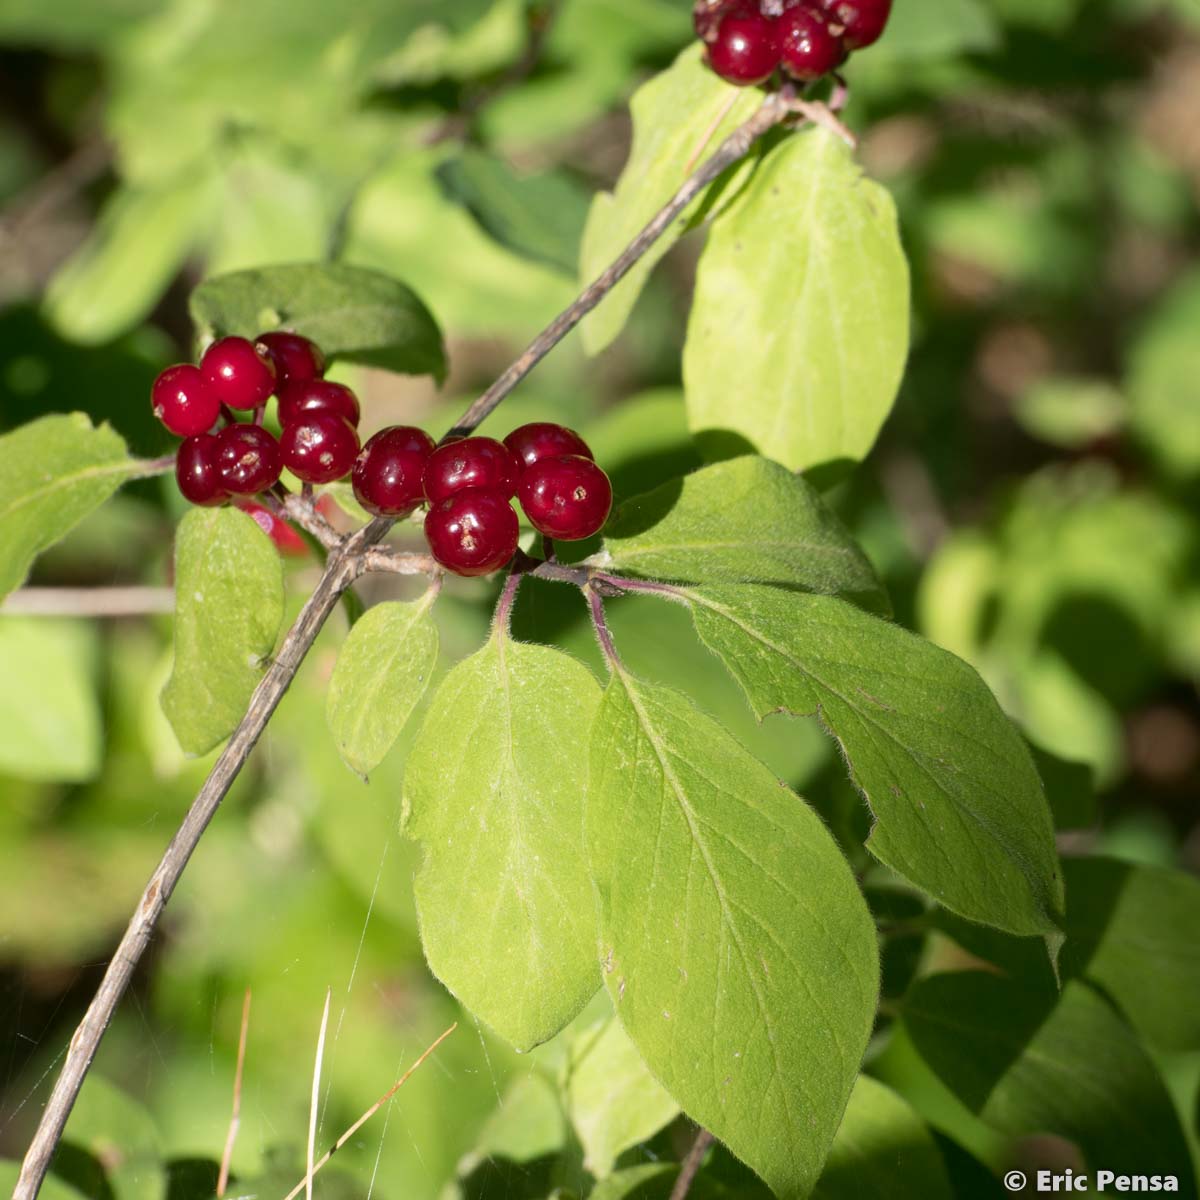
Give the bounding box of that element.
[816,0,891,49]
[503,422,593,472]
[152,364,220,438]
[255,331,325,390]
[201,336,277,411]
[214,424,283,496]
[693,0,750,41]
[277,379,361,429]
[778,6,846,79]
[352,425,436,516]
[235,501,308,557]
[707,9,779,86]
[423,436,520,503]
[176,434,228,507]
[425,488,520,577]
[279,412,360,485]
[517,455,612,541]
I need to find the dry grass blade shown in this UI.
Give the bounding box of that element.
[307,989,332,1200]
[216,989,252,1199]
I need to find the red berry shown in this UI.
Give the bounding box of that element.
[816,0,891,49]
[517,455,612,541]
[255,331,325,390]
[152,364,220,438]
[352,425,436,516]
[277,379,361,429]
[778,6,846,80]
[235,501,308,557]
[424,489,520,577]
[279,413,360,485]
[201,336,276,411]
[176,434,228,507]
[423,437,520,503]
[694,0,752,41]
[502,422,593,472]
[215,424,282,496]
[707,9,779,86]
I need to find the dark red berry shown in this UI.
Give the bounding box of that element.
[201,336,276,411]
[277,379,361,429]
[279,413,360,485]
[235,500,308,557]
[816,0,891,49]
[778,6,846,80]
[707,9,779,86]
[423,437,520,503]
[152,364,221,438]
[424,488,520,577]
[255,331,325,390]
[694,0,752,41]
[176,434,228,507]
[352,425,436,516]
[517,455,612,541]
[215,424,283,495]
[503,422,593,473]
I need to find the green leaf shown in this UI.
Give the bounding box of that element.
[0,0,159,48]
[62,1076,164,1200]
[588,1165,736,1200]
[813,1076,952,1200]
[684,585,1064,937]
[684,128,910,474]
[189,262,446,381]
[0,1163,90,1200]
[325,592,440,777]
[579,45,762,355]
[0,414,143,601]
[161,508,285,756]
[402,633,603,1050]
[436,149,591,275]
[1061,857,1200,1052]
[566,1017,680,1178]
[903,974,1197,1188]
[595,457,886,609]
[0,618,101,782]
[587,671,879,1199]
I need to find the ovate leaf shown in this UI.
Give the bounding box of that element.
[595,457,885,609]
[189,262,446,381]
[685,128,910,474]
[587,671,879,1199]
[161,508,285,755]
[566,1017,680,1178]
[579,45,761,355]
[0,414,143,600]
[813,1076,952,1200]
[325,592,440,777]
[686,585,1063,938]
[402,634,602,1050]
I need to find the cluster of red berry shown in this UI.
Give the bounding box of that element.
[151,333,611,577]
[695,0,891,86]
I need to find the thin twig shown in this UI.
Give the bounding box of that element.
[1,587,176,618]
[281,1023,457,1200]
[669,1128,716,1200]
[12,91,800,1200]
[216,989,251,1199]
[307,989,332,1200]
[586,585,622,667]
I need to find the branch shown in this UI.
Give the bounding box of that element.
[669,1128,716,1200]
[12,90,797,1200]
[1,587,176,618]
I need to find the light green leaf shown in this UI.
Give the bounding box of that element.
[872,0,999,57]
[403,633,603,1050]
[813,1076,952,1200]
[684,128,910,474]
[0,618,100,782]
[161,508,285,756]
[904,975,1197,1189]
[326,592,440,777]
[579,45,761,355]
[685,585,1063,937]
[587,671,879,1199]
[473,1074,568,1164]
[566,1017,680,1178]
[0,414,144,601]
[594,458,885,609]
[189,262,446,381]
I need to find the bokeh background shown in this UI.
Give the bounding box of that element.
[1,0,1198,1196]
